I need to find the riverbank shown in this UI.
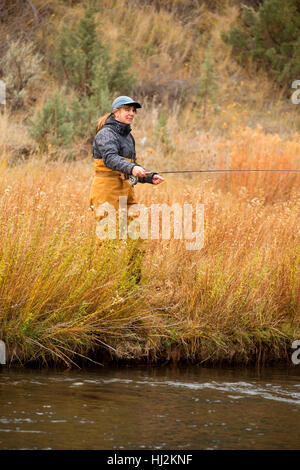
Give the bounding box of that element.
[1,127,299,367]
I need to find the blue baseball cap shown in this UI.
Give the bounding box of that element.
[111,96,142,111]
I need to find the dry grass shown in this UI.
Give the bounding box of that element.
[0,125,299,366]
[0,110,38,166]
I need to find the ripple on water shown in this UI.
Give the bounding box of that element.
[0,367,300,450]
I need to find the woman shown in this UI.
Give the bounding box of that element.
[90,96,163,282]
[89,95,164,216]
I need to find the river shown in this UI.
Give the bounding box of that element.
[0,365,299,450]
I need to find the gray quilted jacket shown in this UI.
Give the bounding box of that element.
[93,114,154,183]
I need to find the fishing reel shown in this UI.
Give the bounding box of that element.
[129,175,139,186]
[128,171,159,186]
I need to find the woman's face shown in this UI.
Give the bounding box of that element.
[113,105,136,125]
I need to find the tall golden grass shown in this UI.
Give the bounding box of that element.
[0,125,299,366]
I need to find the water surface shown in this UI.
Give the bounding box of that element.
[0,365,299,449]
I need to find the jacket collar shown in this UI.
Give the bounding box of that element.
[105,114,132,136]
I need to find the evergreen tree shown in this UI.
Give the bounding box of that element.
[55,7,135,97]
[155,108,176,154]
[196,45,219,119]
[29,7,136,152]
[56,7,109,96]
[221,0,300,88]
[108,46,136,98]
[28,91,74,148]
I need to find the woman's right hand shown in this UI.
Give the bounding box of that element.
[132,165,147,178]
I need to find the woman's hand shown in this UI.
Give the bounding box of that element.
[152,174,164,185]
[132,166,164,185]
[132,165,147,178]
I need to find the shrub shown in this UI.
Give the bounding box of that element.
[0,39,43,110]
[28,87,111,152]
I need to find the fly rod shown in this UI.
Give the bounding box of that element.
[156,169,300,174]
[129,168,300,185]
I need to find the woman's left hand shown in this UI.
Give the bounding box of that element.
[152,174,164,185]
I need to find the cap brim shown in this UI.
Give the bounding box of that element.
[131,101,142,108]
[112,103,142,110]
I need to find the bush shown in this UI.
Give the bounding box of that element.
[0,39,43,109]
[221,0,300,88]
[28,87,111,151]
